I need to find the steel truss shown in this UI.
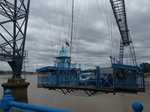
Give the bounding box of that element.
[0,0,30,78]
[59,89,102,97]
[109,0,137,66]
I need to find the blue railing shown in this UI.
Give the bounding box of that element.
[0,90,144,112]
[38,73,139,89]
[0,90,72,112]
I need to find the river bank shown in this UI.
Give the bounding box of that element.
[145,76,150,86]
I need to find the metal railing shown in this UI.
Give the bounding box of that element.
[0,90,143,112]
[38,73,141,89]
[0,90,72,112]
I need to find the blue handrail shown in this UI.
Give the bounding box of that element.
[0,90,72,112]
[0,90,143,112]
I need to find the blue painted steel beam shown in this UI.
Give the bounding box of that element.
[0,90,72,112]
[8,101,72,112]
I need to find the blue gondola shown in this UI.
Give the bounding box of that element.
[36,47,145,96]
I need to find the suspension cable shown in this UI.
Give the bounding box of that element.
[70,0,74,61]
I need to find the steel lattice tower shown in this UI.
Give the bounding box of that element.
[0,0,30,78]
[109,0,137,66]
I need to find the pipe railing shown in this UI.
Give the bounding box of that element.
[0,90,72,112]
[0,90,143,112]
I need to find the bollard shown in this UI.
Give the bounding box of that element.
[0,89,14,112]
[132,101,143,112]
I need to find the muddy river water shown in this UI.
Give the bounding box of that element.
[0,75,149,112]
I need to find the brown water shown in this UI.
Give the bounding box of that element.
[0,75,149,112]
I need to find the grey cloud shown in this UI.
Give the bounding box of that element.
[0,0,149,71]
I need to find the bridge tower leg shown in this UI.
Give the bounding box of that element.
[0,0,30,103]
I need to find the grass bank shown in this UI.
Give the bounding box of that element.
[145,73,150,78]
[0,72,11,75]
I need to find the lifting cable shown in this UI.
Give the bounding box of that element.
[70,0,74,60]
[79,1,89,66]
[104,0,124,62]
[45,0,55,59]
[96,0,110,59]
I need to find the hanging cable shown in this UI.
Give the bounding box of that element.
[45,0,55,59]
[70,0,74,61]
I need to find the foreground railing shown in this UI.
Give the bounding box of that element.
[0,90,143,112]
[0,90,72,112]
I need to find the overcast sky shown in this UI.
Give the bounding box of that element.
[0,0,150,72]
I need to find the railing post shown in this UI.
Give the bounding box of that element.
[56,68,59,86]
[96,66,100,88]
[132,101,143,112]
[0,90,14,112]
[76,75,79,86]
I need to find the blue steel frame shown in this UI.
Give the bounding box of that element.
[37,66,115,89]
[110,56,145,92]
[37,56,145,94]
[136,64,145,92]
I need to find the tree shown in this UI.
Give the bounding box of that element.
[140,63,150,73]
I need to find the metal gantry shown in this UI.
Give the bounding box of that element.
[0,0,30,78]
[109,0,137,66]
